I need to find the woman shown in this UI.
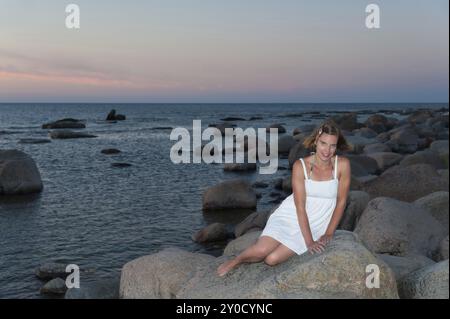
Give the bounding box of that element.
[217,119,352,276]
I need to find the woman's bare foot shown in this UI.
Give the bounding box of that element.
[217,259,238,277]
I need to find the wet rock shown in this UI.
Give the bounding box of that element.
[0,150,43,195]
[202,179,257,210]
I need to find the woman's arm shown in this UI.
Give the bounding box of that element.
[323,157,351,238]
[292,160,316,248]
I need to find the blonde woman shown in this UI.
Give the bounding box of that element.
[217,119,352,276]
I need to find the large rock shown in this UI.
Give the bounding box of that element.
[353,127,378,139]
[176,231,398,299]
[49,130,97,139]
[347,155,379,175]
[65,278,120,299]
[430,140,449,156]
[387,128,419,153]
[365,152,403,171]
[191,223,229,243]
[354,197,446,258]
[0,150,43,195]
[362,164,448,202]
[331,113,361,131]
[202,179,257,210]
[120,248,215,298]
[278,135,296,155]
[234,211,271,237]
[344,136,378,154]
[363,143,391,154]
[106,109,126,121]
[40,278,67,295]
[223,163,257,172]
[406,110,434,125]
[42,118,85,129]
[35,262,68,280]
[223,231,262,256]
[364,114,390,133]
[414,191,449,235]
[338,191,371,231]
[376,254,435,281]
[399,150,447,170]
[398,260,449,299]
[288,143,310,168]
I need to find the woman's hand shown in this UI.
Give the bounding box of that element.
[306,240,326,254]
[318,233,334,246]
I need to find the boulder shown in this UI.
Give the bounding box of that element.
[387,128,419,153]
[119,248,215,298]
[106,109,126,121]
[0,150,43,195]
[101,148,121,155]
[376,254,435,281]
[234,211,271,237]
[364,114,389,133]
[338,191,370,231]
[331,113,361,131]
[399,150,447,170]
[18,138,51,144]
[202,179,257,210]
[353,127,378,139]
[278,135,296,155]
[40,278,67,295]
[365,152,403,171]
[42,118,85,129]
[223,163,257,172]
[49,130,97,139]
[36,262,68,280]
[398,260,449,299]
[354,197,446,258]
[362,164,448,202]
[406,110,434,125]
[413,191,449,235]
[224,231,262,256]
[191,223,229,243]
[430,140,449,156]
[288,143,310,169]
[344,136,377,154]
[176,231,398,299]
[346,155,379,175]
[65,278,120,299]
[363,143,391,154]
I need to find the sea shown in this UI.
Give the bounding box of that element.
[0,103,447,298]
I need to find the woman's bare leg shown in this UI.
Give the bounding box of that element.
[217,236,280,276]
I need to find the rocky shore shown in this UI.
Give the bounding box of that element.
[1,106,448,299]
[119,107,449,299]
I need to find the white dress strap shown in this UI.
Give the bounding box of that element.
[299,158,309,180]
[334,155,338,179]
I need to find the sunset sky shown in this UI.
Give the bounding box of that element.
[0,0,448,102]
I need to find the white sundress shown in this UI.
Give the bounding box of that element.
[260,155,339,255]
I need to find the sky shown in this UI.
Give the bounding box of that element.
[0,0,448,103]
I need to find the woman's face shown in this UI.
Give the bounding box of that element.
[315,133,338,161]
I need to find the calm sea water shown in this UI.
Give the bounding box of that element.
[0,103,447,298]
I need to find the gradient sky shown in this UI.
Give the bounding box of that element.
[0,0,448,102]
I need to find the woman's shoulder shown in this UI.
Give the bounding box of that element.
[336,155,351,173]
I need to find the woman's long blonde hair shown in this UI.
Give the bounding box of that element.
[302,119,352,152]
